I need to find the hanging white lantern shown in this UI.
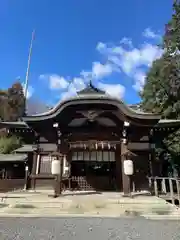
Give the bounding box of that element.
[51,158,61,175]
[123,160,134,175]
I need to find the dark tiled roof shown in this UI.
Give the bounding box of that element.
[0,154,28,162]
[14,145,37,153]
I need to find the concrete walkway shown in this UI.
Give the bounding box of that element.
[0,190,179,219]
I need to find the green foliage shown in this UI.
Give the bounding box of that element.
[0,81,25,121]
[141,54,180,119]
[0,136,22,154]
[163,0,180,53]
[7,82,25,121]
[141,1,180,172]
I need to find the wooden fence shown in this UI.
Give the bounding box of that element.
[148,177,180,206]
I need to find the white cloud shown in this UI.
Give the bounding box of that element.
[120,37,133,47]
[26,86,34,99]
[40,27,162,100]
[96,42,107,52]
[133,72,146,92]
[96,34,163,91]
[59,77,86,100]
[92,62,113,79]
[98,82,125,99]
[22,83,34,99]
[40,74,69,90]
[98,42,163,75]
[81,62,113,80]
[143,28,161,39]
[49,75,69,90]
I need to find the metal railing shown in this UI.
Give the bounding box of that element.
[148,177,180,205]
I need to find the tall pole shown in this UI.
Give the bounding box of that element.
[24,29,35,101]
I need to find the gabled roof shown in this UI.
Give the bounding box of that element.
[13,145,37,153]
[156,119,180,127]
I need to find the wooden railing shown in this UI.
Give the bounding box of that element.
[148,177,180,205]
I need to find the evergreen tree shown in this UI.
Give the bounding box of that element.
[141,0,180,175]
[7,82,25,121]
[0,90,8,120]
[0,82,25,121]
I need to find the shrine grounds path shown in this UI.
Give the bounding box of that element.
[0,217,180,240]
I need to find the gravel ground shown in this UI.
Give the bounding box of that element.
[0,217,179,240]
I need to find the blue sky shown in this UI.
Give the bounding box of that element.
[0,0,173,106]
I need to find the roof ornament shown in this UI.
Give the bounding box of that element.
[77,78,105,95]
[88,78,94,88]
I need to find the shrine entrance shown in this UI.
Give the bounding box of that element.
[19,81,166,195]
[70,149,118,191]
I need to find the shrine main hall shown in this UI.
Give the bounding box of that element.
[1,82,180,194]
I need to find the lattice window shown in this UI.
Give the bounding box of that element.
[90,151,96,161]
[39,155,52,174]
[72,152,78,161]
[84,151,90,161]
[77,152,83,161]
[109,151,115,162]
[71,151,116,162]
[97,151,103,161]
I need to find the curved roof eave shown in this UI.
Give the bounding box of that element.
[0,121,29,128]
[156,119,180,127]
[23,94,161,122]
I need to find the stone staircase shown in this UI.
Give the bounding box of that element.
[0,190,179,218]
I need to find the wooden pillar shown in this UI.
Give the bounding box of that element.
[149,129,156,176]
[115,147,121,191]
[53,123,64,197]
[31,151,37,190]
[121,141,131,196]
[31,132,40,190]
[121,121,131,196]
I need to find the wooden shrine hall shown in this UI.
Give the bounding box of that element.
[1,82,180,195]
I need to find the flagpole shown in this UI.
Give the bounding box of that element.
[24,29,35,102]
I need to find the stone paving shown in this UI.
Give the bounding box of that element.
[0,190,179,219]
[0,217,180,240]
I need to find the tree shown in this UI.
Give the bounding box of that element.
[0,90,8,120]
[0,81,51,120]
[7,82,25,121]
[141,0,180,175]
[0,81,25,121]
[0,135,22,154]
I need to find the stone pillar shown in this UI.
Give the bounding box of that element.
[121,121,131,196]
